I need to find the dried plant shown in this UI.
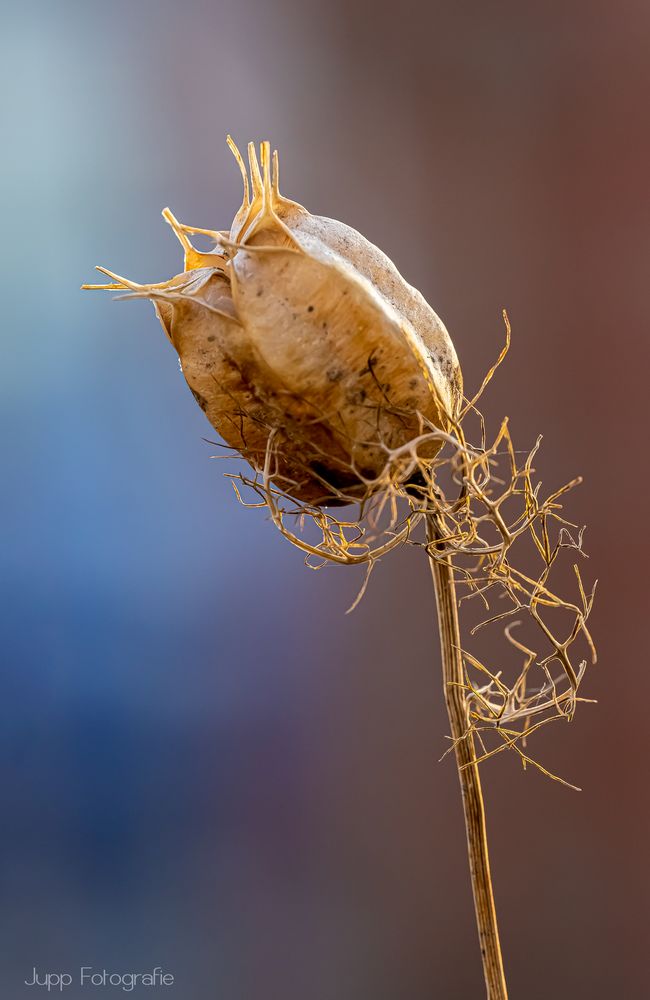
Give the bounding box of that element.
[83,139,596,1000]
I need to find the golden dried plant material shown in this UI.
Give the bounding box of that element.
[84,139,462,505]
[84,141,597,1000]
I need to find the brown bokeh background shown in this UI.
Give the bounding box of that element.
[2,1,649,997]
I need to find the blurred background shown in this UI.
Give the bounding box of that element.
[1,1,648,996]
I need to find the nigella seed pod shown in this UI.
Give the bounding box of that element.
[84,138,462,506]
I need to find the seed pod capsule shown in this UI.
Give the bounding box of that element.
[84,139,462,506]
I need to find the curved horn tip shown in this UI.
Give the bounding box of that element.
[260,142,273,200]
[226,135,250,206]
[272,149,280,197]
[226,133,242,159]
[247,141,263,196]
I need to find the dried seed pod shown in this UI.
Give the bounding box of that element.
[84,139,462,506]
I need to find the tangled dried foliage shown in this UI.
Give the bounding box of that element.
[224,312,597,789]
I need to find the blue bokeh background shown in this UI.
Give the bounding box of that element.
[2,2,649,997]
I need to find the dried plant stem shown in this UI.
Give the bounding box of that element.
[426,513,508,1000]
